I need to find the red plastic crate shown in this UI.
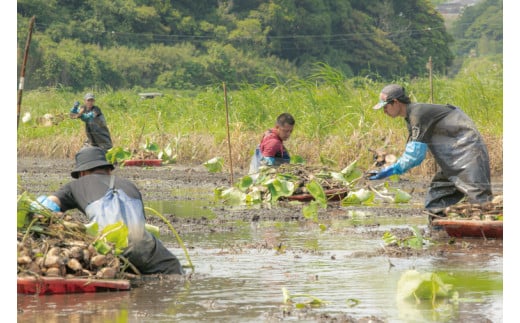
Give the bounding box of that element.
[122,159,162,167]
[17,276,131,295]
[431,219,503,239]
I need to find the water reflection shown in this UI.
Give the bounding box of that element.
[18,188,503,322]
[18,226,503,322]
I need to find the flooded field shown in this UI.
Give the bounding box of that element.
[17,159,504,322]
[18,196,503,322]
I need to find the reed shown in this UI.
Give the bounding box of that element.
[17,73,503,177]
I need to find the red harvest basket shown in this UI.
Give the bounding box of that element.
[122,159,162,167]
[284,188,349,202]
[431,219,503,239]
[17,276,131,295]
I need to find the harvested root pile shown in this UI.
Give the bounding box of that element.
[216,163,362,204]
[441,195,503,221]
[17,212,138,281]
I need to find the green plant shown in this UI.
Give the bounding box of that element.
[145,207,194,272]
[397,270,457,306]
[282,287,327,309]
[382,226,426,250]
[17,74,503,176]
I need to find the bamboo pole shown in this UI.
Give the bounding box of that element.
[428,56,433,103]
[427,56,437,174]
[17,16,36,130]
[223,82,234,184]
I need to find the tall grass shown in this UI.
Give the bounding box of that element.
[17,69,503,177]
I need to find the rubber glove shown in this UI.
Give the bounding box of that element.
[30,195,61,213]
[80,111,95,121]
[369,141,427,180]
[70,101,80,114]
[368,165,398,180]
[263,156,275,166]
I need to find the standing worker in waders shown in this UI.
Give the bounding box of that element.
[367,84,493,219]
[70,93,113,152]
[249,113,295,174]
[33,146,184,275]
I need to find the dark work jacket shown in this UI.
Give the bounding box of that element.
[54,174,183,275]
[81,105,113,151]
[405,103,492,205]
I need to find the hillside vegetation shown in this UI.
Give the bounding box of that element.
[17,0,501,92]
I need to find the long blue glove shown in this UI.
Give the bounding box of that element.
[263,156,275,166]
[70,101,80,114]
[80,111,95,121]
[368,166,398,180]
[30,195,61,213]
[369,141,427,180]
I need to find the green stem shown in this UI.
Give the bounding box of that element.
[144,206,194,272]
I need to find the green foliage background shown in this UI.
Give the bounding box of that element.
[17,0,502,91]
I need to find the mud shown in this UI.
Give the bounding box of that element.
[17,157,503,251]
[17,157,427,223]
[16,157,503,322]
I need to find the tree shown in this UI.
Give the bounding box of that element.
[450,0,502,57]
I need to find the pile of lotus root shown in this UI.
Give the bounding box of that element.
[17,212,139,281]
[441,195,503,221]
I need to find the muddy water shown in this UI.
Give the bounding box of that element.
[17,188,503,322]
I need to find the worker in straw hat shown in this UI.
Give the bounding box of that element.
[33,146,184,275]
[367,84,493,218]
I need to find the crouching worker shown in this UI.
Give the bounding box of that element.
[368,84,493,216]
[249,112,295,174]
[34,146,184,275]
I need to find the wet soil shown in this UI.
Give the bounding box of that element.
[17,157,503,256]
[16,157,503,322]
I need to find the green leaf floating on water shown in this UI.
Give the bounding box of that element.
[282,287,326,308]
[203,157,224,173]
[397,270,455,304]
